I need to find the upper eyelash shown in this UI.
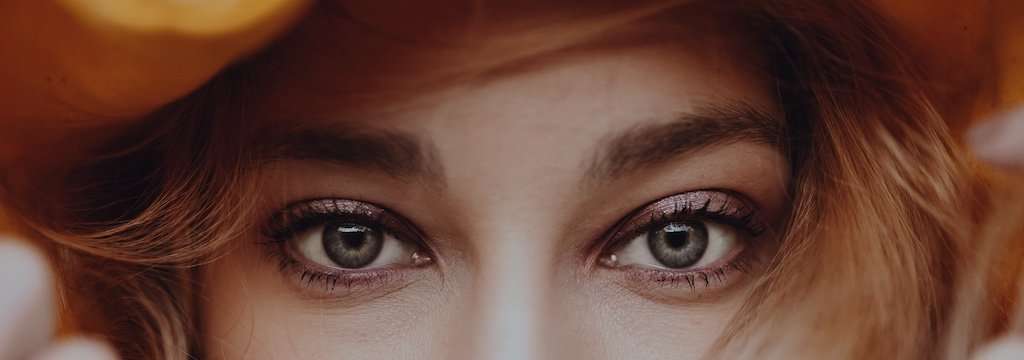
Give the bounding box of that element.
[591,192,766,293]
[262,193,763,294]
[260,198,434,251]
[263,208,377,243]
[658,198,764,236]
[262,199,385,240]
[258,199,429,294]
[607,194,766,250]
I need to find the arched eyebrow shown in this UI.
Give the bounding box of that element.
[261,128,447,189]
[584,103,784,183]
[257,103,779,190]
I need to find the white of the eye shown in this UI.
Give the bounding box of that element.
[615,221,740,269]
[292,225,417,269]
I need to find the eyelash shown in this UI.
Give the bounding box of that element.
[272,253,406,293]
[596,191,766,291]
[259,191,766,296]
[259,199,429,294]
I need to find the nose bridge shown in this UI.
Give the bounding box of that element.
[450,223,556,360]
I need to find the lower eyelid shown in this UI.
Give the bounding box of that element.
[622,267,733,289]
[271,245,415,300]
[607,260,755,303]
[596,237,760,302]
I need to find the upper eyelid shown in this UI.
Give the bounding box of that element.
[603,190,766,247]
[265,191,763,265]
[263,197,452,283]
[582,190,762,270]
[263,209,380,241]
[261,198,424,245]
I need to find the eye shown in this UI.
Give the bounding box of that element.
[291,220,426,270]
[597,191,766,292]
[261,199,435,295]
[612,219,742,270]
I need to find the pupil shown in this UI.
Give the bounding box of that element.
[339,227,368,248]
[322,222,385,269]
[647,221,709,269]
[663,226,690,249]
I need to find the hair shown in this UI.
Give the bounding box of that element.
[1,0,1020,359]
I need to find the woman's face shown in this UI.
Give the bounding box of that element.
[201,10,789,359]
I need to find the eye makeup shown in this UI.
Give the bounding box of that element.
[593,190,769,296]
[257,190,771,301]
[260,199,435,298]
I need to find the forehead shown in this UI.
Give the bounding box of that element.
[242,2,774,121]
[238,3,788,247]
[241,16,784,206]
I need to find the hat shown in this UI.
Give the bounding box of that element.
[0,0,1018,153]
[876,0,1023,133]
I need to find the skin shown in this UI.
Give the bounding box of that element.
[199,12,791,359]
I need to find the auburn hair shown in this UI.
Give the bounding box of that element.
[2,1,1020,359]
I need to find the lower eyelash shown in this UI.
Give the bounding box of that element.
[619,258,754,291]
[294,266,404,293]
[263,242,405,295]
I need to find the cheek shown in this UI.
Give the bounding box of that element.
[200,247,744,360]
[199,246,453,359]
[561,280,743,360]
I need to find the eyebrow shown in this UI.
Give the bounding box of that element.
[258,104,780,189]
[584,103,784,182]
[261,127,446,188]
